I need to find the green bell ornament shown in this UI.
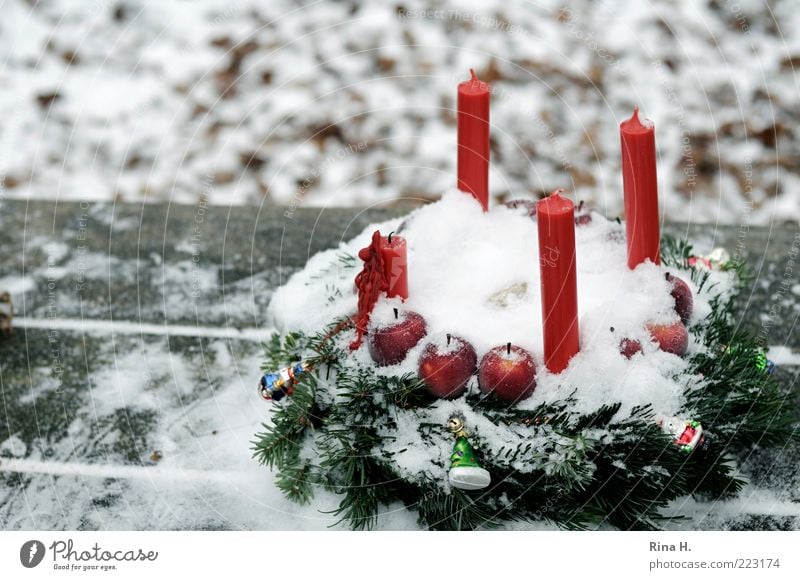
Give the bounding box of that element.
[446,414,491,491]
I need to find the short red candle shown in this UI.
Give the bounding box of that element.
[457,69,490,211]
[537,190,580,373]
[620,107,661,269]
[380,233,408,300]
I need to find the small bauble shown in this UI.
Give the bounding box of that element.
[258,361,311,402]
[418,334,477,399]
[368,310,427,366]
[707,247,731,269]
[446,414,491,490]
[689,247,731,271]
[647,321,689,356]
[666,273,693,324]
[656,414,708,455]
[478,343,537,402]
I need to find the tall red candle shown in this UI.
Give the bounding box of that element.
[620,107,661,269]
[457,69,490,211]
[537,190,580,373]
[380,233,408,300]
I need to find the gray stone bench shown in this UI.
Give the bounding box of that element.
[0,199,798,530]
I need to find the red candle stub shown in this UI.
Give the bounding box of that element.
[537,190,580,373]
[457,69,490,211]
[380,233,408,300]
[620,107,661,269]
[350,230,408,351]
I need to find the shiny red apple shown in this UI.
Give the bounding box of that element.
[368,310,427,366]
[666,273,693,324]
[478,343,537,402]
[647,321,689,356]
[418,334,477,399]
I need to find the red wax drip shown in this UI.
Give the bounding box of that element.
[620,107,661,268]
[381,235,409,299]
[457,69,490,211]
[350,231,389,350]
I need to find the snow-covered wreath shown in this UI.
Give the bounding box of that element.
[254,192,793,530]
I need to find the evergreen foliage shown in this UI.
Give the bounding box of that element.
[253,239,796,530]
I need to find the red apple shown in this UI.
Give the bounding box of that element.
[666,273,693,324]
[647,321,689,356]
[418,334,477,399]
[478,344,537,402]
[619,338,643,358]
[368,310,427,366]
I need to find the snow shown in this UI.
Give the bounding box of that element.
[15,316,274,341]
[270,190,731,424]
[0,331,422,530]
[767,345,800,365]
[265,189,747,497]
[419,330,469,356]
[664,486,800,529]
[0,275,36,295]
[0,230,783,531]
[0,435,27,458]
[490,347,528,363]
[1,0,798,224]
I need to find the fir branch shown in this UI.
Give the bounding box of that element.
[415,487,503,531]
[252,372,319,470]
[274,452,318,505]
[253,236,798,530]
[660,237,692,269]
[260,331,307,371]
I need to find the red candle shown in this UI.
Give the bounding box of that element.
[620,107,661,268]
[380,233,408,300]
[537,190,580,373]
[457,69,490,211]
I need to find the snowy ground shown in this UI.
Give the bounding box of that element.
[1,0,799,224]
[1,200,798,530]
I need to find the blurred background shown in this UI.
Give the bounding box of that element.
[1,0,798,224]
